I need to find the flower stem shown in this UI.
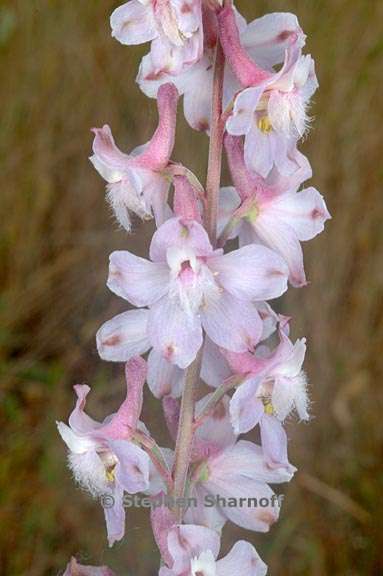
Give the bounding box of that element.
[193,374,244,430]
[132,430,173,492]
[172,350,202,519]
[205,37,225,246]
[172,30,226,524]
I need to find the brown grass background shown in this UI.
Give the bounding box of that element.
[0,1,382,574]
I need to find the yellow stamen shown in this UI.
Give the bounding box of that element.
[246,205,259,223]
[105,467,116,482]
[263,401,275,416]
[258,116,273,134]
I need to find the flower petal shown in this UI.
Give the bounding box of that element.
[264,186,331,241]
[110,439,150,493]
[103,485,126,547]
[107,251,169,307]
[147,348,185,398]
[254,213,307,287]
[209,245,289,301]
[96,310,151,362]
[150,217,213,262]
[229,378,263,434]
[110,0,157,45]
[167,524,221,574]
[217,541,267,576]
[201,292,263,353]
[148,296,203,369]
[260,414,292,471]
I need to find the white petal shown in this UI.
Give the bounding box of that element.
[209,245,289,301]
[96,310,151,362]
[110,1,157,45]
[107,251,169,307]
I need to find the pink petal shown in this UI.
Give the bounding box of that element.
[148,296,203,369]
[96,310,151,362]
[172,0,201,35]
[226,86,265,136]
[260,414,292,471]
[182,58,214,132]
[229,378,264,434]
[244,127,274,179]
[264,186,331,241]
[167,525,220,574]
[107,251,169,307]
[217,541,267,576]
[218,6,272,87]
[194,394,237,458]
[204,456,280,532]
[68,385,102,435]
[201,292,263,353]
[110,439,150,493]
[224,134,261,200]
[136,83,179,170]
[150,217,213,262]
[147,349,185,398]
[208,439,295,484]
[242,12,305,69]
[101,357,147,438]
[184,484,227,533]
[91,125,131,173]
[173,175,202,222]
[209,245,289,301]
[110,1,157,45]
[254,213,307,287]
[103,485,126,547]
[151,501,177,568]
[201,338,232,389]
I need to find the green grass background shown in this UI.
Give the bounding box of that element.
[0,1,382,574]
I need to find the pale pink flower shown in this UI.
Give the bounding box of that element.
[219,6,318,178]
[159,524,267,576]
[138,8,304,134]
[90,83,178,231]
[183,394,295,532]
[63,557,116,576]
[111,0,203,77]
[220,135,330,286]
[57,358,151,546]
[226,327,309,470]
[96,216,289,369]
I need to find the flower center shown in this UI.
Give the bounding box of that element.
[258,115,273,134]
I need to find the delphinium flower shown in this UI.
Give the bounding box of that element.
[57,358,154,545]
[59,1,330,573]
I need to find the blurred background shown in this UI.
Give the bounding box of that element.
[1,0,382,574]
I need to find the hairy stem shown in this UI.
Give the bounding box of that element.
[172,350,202,518]
[205,37,225,246]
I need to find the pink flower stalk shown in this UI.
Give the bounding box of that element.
[220,134,330,286]
[90,83,179,231]
[96,216,289,369]
[159,524,267,576]
[63,557,116,576]
[59,2,328,572]
[111,0,203,76]
[57,358,152,546]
